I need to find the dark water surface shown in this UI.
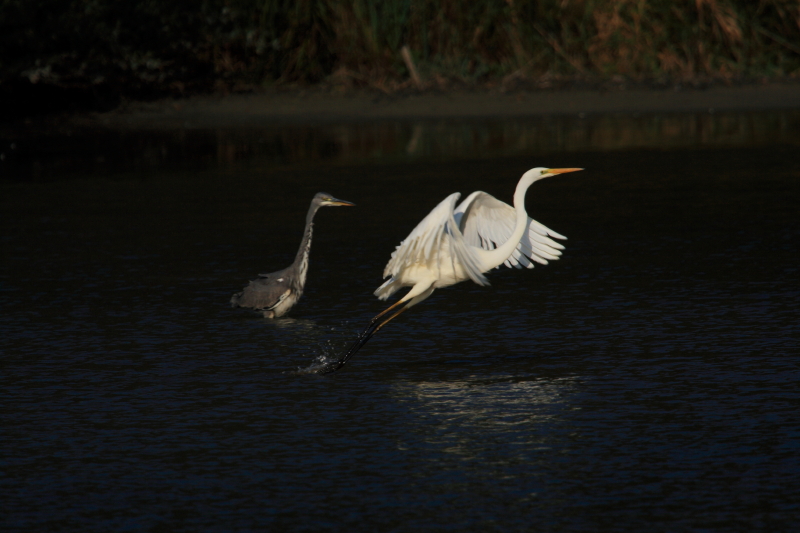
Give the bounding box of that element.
[2,111,799,532]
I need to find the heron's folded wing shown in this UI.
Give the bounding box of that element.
[383,192,488,286]
[231,276,291,310]
[454,191,567,269]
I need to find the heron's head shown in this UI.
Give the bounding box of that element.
[314,192,355,207]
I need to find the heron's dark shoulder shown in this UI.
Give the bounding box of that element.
[250,267,293,288]
[231,268,293,310]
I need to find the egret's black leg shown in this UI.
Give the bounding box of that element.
[314,299,412,375]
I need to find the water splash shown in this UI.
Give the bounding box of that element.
[292,324,354,375]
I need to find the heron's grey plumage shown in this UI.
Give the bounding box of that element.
[230,192,354,318]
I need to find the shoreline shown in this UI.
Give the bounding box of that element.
[2,82,798,181]
[73,82,800,130]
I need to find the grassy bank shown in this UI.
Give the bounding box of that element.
[1,0,799,117]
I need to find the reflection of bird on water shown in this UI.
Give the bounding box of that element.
[231,192,355,318]
[316,167,582,374]
[265,316,318,332]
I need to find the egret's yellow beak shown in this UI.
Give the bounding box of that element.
[327,198,355,207]
[546,168,584,175]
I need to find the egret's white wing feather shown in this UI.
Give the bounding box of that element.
[455,191,566,269]
[382,192,488,288]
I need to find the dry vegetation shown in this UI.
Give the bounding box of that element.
[1,0,798,106]
[324,0,800,90]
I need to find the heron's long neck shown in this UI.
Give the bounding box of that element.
[478,176,536,271]
[293,204,318,287]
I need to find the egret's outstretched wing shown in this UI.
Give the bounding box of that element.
[379,193,488,297]
[454,191,566,269]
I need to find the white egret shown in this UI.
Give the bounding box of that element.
[316,167,582,374]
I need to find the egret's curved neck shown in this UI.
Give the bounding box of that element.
[477,171,539,270]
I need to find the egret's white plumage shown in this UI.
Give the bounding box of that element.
[455,190,567,268]
[316,166,582,374]
[374,167,580,308]
[374,192,488,302]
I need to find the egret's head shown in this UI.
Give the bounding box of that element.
[518,167,583,188]
[529,167,584,179]
[315,192,355,207]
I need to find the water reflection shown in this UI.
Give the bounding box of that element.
[263,316,318,332]
[3,110,798,181]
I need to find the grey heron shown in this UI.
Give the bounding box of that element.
[231,192,354,318]
[314,167,582,374]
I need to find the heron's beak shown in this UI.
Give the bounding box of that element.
[327,198,355,207]
[546,168,583,175]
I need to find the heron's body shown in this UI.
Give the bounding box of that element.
[231,266,302,319]
[316,167,582,374]
[231,192,354,318]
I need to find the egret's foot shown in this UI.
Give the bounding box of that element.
[310,331,372,375]
[311,359,347,375]
[293,357,343,375]
[313,301,411,375]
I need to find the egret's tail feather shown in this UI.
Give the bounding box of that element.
[374,277,400,301]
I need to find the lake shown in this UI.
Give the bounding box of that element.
[1,109,799,531]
